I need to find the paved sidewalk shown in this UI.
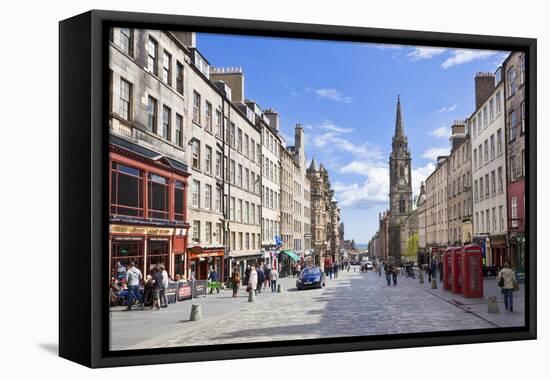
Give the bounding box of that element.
[109,275,298,350]
[406,271,525,328]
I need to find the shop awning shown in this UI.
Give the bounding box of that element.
[281,250,300,262]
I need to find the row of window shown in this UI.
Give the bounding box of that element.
[507,55,526,98]
[262,218,280,243]
[229,231,262,252]
[263,156,280,184]
[473,166,505,202]
[115,76,186,148]
[263,129,280,158]
[509,102,526,141]
[471,90,502,138]
[110,162,186,222]
[449,172,471,198]
[450,142,471,173]
[474,206,506,234]
[112,29,186,96]
[191,220,262,252]
[509,150,526,182]
[262,185,279,211]
[473,128,504,171]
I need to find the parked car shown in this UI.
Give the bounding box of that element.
[296,267,326,290]
[365,261,373,270]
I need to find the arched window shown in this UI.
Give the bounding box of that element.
[399,196,405,213]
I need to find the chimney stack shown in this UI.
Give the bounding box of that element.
[474,72,495,109]
[172,32,196,48]
[210,67,245,103]
[263,108,280,131]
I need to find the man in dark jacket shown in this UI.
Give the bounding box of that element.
[256,267,265,293]
[431,260,438,280]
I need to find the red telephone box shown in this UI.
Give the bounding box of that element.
[451,247,463,294]
[461,244,484,298]
[443,247,453,291]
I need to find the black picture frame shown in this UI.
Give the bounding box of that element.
[59,9,537,368]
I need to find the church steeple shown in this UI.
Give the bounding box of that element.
[393,95,407,144]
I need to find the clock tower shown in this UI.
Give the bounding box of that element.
[389,95,412,262]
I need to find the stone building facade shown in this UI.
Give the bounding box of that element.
[307,159,331,265]
[280,143,294,253]
[416,182,427,264]
[471,71,507,268]
[208,67,263,276]
[288,125,311,258]
[447,121,473,247]
[503,51,526,275]
[425,156,449,262]
[109,28,195,280]
[260,108,283,263]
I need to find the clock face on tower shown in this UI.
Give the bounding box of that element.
[398,178,406,186]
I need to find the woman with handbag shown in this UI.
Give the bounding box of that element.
[497,262,518,312]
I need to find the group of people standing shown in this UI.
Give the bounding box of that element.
[324,262,342,280]
[110,261,173,311]
[230,264,280,298]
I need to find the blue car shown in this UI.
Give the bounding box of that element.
[296,267,326,290]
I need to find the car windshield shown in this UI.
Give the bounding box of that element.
[302,268,319,275]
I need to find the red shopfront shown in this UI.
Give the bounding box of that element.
[188,246,225,281]
[109,138,190,281]
[110,225,171,277]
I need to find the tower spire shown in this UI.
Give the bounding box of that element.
[394,95,405,140]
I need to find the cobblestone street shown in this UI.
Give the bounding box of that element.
[110,269,524,350]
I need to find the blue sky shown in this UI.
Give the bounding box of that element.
[196,33,508,244]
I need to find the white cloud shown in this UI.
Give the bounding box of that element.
[333,166,389,209]
[422,147,450,160]
[436,103,459,113]
[319,121,354,134]
[407,47,446,61]
[315,89,354,104]
[373,44,404,50]
[441,49,498,69]
[430,126,451,138]
[313,132,384,158]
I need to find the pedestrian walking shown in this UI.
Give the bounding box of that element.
[431,259,437,280]
[124,261,144,311]
[159,264,169,307]
[497,262,518,312]
[244,265,250,287]
[269,266,279,292]
[257,266,265,294]
[334,263,339,279]
[231,268,240,298]
[208,266,220,294]
[427,265,432,282]
[248,266,258,294]
[438,260,443,282]
[385,263,392,286]
[151,266,163,310]
[392,265,398,285]
[329,264,334,280]
[264,264,271,289]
